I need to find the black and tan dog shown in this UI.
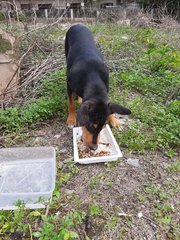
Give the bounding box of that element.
[65,24,131,150]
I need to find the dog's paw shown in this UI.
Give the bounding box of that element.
[67,116,76,128]
[117,124,124,131]
[108,114,123,131]
[112,120,123,131]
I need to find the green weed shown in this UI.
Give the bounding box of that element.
[90,204,100,217]
[0,203,86,239]
[0,70,67,133]
[33,210,86,240]
[164,162,180,173]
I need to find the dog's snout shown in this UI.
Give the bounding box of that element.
[81,126,100,151]
[89,144,98,151]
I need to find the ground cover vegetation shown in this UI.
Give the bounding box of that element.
[0,22,179,239]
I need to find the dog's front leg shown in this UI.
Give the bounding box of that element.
[108,114,123,130]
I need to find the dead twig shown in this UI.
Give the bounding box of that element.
[28,224,33,240]
[26,36,47,55]
[45,204,50,217]
[142,215,158,228]
[1,54,65,107]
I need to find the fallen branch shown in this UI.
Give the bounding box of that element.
[1,54,65,107]
[1,44,35,101]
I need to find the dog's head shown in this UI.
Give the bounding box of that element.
[77,99,131,150]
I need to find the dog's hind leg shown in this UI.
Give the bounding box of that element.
[67,83,76,128]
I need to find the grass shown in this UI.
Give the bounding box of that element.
[137,182,179,238]
[0,207,86,239]
[107,26,180,153]
[0,70,67,133]
[0,160,85,240]
[0,23,179,239]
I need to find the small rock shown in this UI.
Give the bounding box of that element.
[126,158,140,167]
[64,189,75,195]
[34,137,41,144]
[61,130,67,136]
[117,19,130,26]
[55,211,60,216]
[121,35,128,40]
[54,134,61,139]
[60,148,68,154]
[119,118,127,125]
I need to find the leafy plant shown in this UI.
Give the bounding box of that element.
[90,204,100,217]
[0,70,67,133]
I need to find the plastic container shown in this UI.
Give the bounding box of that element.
[73,124,122,164]
[0,147,56,210]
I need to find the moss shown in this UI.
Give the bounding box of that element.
[0,35,12,53]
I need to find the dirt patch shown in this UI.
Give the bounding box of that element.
[1,118,179,239]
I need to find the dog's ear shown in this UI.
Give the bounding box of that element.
[108,103,131,115]
[77,101,93,126]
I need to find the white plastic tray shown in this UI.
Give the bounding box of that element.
[73,124,122,164]
[0,147,56,210]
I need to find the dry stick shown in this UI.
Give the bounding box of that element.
[32,7,37,26]
[7,7,68,88]
[2,50,64,106]
[20,57,64,86]
[7,10,12,29]
[28,224,33,240]
[20,59,50,87]
[1,58,62,103]
[26,36,47,55]
[143,215,158,227]
[12,0,19,23]
[45,204,50,217]
[23,65,36,77]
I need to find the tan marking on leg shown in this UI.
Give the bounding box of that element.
[67,95,76,128]
[82,127,93,147]
[108,114,123,130]
[78,96,83,104]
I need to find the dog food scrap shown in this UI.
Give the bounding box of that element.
[79,149,111,158]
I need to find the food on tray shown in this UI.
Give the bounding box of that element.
[79,149,111,158]
[77,131,111,158]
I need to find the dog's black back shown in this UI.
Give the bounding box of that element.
[65,24,103,69]
[65,24,109,100]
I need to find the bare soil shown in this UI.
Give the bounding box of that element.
[2,118,179,239]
